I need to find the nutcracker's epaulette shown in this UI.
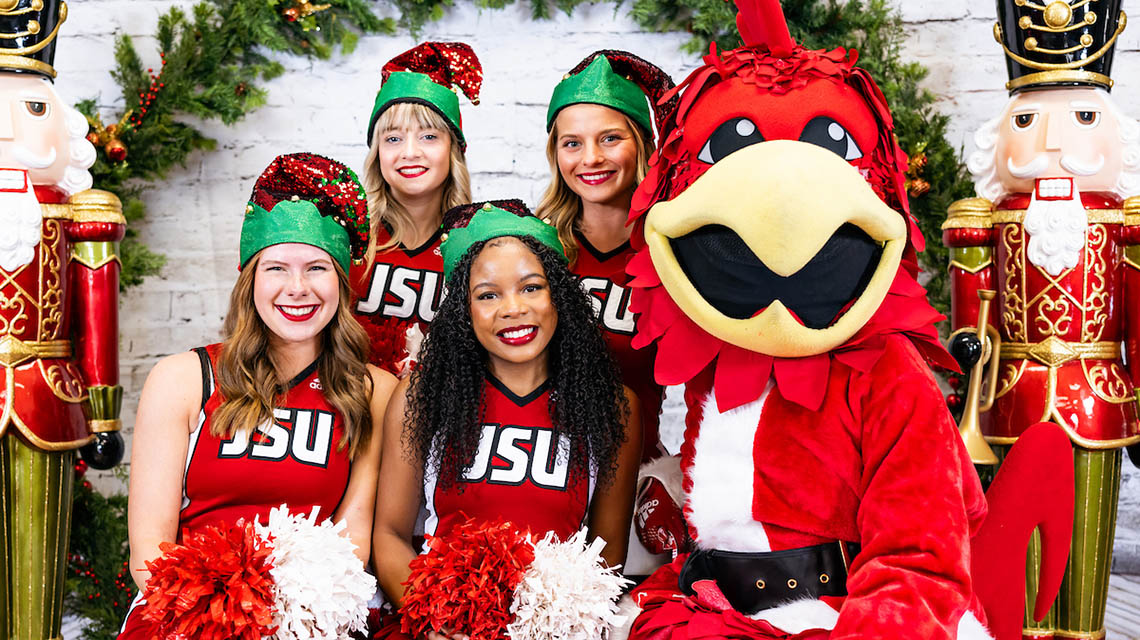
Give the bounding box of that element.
[942,197,993,230]
[39,189,125,224]
[1124,196,1140,227]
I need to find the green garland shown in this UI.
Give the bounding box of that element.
[83,0,393,289]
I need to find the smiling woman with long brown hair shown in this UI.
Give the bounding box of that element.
[118,153,396,640]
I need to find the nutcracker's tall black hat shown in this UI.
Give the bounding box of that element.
[0,0,66,80]
[995,0,1126,93]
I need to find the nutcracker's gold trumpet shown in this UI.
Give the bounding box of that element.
[955,289,1000,465]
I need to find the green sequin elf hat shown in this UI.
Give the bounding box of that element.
[240,153,370,272]
[440,200,566,278]
[368,42,483,151]
[546,50,678,140]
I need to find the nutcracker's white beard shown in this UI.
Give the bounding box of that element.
[0,169,42,272]
[1024,184,1087,277]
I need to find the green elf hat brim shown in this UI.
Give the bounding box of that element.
[240,199,351,272]
[546,56,653,135]
[440,204,566,279]
[368,72,464,148]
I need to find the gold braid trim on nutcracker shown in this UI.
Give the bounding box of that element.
[1000,338,1119,367]
[0,336,70,368]
[991,209,1125,225]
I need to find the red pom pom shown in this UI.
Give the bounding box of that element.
[362,317,412,377]
[400,519,535,640]
[140,519,277,640]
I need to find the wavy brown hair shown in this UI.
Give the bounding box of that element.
[535,112,653,265]
[363,103,471,264]
[211,252,374,458]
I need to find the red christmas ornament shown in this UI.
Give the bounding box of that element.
[74,459,88,477]
[947,394,962,409]
[105,139,128,163]
[400,519,534,640]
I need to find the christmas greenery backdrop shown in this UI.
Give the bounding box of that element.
[68,0,970,636]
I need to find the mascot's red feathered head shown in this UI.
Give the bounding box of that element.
[627,0,955,411]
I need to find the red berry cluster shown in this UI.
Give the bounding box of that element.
[69,555,135,609]
[130,52,167,127]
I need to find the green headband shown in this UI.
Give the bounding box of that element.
[546,56,652,134]
[240,199,351,271]
[440,205,566,278]
[369,71,464,147]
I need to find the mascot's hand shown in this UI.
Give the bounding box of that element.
[635,477,688,556]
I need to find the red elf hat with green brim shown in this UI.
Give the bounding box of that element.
[368,42,483,151]
[240,153,370,272]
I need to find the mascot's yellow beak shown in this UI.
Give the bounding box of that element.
[644,140,906,358]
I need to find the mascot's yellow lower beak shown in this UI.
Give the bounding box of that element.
[644,139,906,358]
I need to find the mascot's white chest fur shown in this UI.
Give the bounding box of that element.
[686,383,773,553]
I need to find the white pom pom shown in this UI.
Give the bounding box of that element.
[257,505,376,640]
[507,530,632,640]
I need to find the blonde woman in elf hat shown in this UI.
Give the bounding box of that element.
[353,42,482,376]
[371,202,642,639]
[119,154,396,639]
[538,51,683,576]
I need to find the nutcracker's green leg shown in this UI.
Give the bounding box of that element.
[1055,448,1120,640]
[3,437,74,640]
[1,437,11,640]
[1023,527,1057,638]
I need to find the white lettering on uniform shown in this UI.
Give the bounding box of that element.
[356,264,443,323]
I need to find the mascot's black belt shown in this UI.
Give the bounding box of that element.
[678,541,859,615]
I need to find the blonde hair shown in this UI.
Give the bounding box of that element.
[535,112,653,265]
[362,103,471,264]
[212,254,374,459]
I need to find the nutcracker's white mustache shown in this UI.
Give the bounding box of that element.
[1006,153,1106,178]
[11,144,56,169]
[1006,155,1049,178]
[1060,154,1105,176]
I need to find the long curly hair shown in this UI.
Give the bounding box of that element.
[405,235,628,490]
[212,254,374,459]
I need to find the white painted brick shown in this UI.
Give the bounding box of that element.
[55,0,1140,564]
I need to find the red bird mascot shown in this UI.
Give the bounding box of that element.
[622,1,1075,639]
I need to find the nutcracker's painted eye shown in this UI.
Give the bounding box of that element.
[24,101,48,119]
[697,117,764,164]
[1012,113,1037,130]
[799,117,863,162]
[1072,110,1100,128]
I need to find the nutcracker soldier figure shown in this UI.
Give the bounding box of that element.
[0,2,126,639]
[944,1,1140,639]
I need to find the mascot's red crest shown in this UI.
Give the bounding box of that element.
[627,0,955,411]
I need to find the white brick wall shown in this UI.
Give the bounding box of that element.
[55,0,1140,568]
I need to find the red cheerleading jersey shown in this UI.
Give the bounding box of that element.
[572,233,664,461]
[118,344,353,639]
[351,227,444,373]
[424,377,596,542]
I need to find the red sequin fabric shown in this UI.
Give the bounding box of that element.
[382,42,483,104]
[441,198,533,232]
[249,152,371,264]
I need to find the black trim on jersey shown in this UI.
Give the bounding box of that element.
[575,231,630,264]
[486,374,551,407]
[287,358,321,390]
[402,227,444,258]
[192,347,213,412]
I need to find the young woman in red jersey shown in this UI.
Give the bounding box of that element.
[537,50,674,464]
[372,203,642,639]
[538,51,685,575]
[119,154,396,638]
[352,42,481,375]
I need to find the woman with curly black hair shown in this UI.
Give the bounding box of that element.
[372,202,642,622]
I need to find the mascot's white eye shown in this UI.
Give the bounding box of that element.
[799,117,863,161]
[697,117,765,164]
